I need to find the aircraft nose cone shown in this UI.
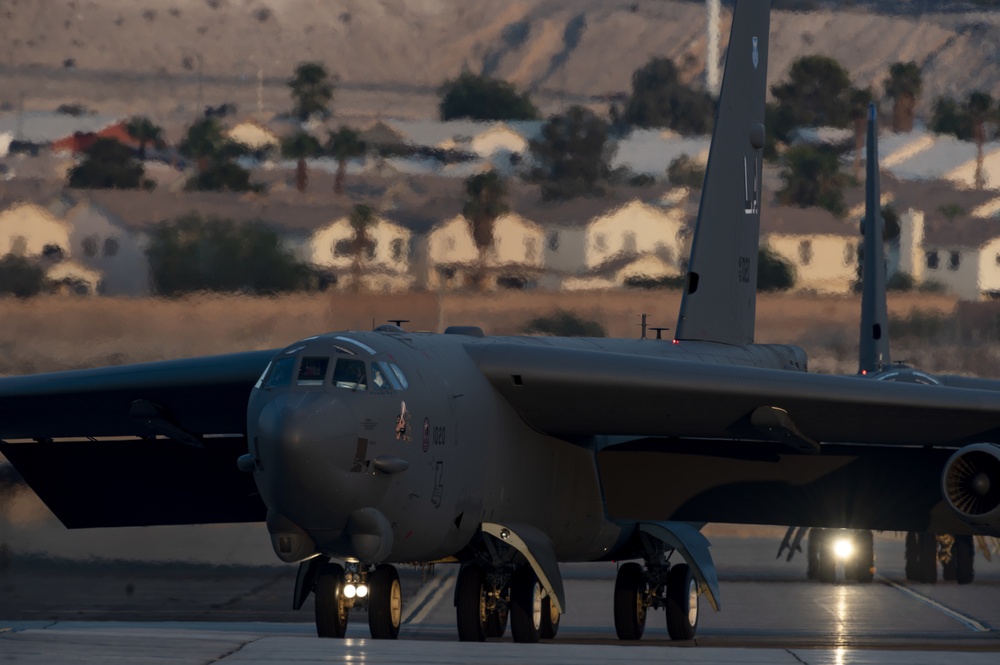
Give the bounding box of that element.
[251,391,357,521]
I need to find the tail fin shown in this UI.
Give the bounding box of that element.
[674,0,770,346]
[858,103,890,374]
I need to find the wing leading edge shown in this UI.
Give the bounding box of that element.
[473,342,1000,447]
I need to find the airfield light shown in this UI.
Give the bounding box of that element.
[833,537,854,560]
[344,584,357,599]
[356,584,369,598]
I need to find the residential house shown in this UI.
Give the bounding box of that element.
[307,213,414,292]
[227,121,280,153]
[584,200,688,274]
[0,202,72,259]
[762,205,858,295]
[426,212,544,290]
[62,199,151,296]
[611,129,710,178]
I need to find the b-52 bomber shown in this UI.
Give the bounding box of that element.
[3,0,1000,645]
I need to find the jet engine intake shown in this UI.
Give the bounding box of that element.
[942,443,1000,530]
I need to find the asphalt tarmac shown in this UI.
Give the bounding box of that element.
[1,528,998,663]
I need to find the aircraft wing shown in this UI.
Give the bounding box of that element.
[0,350,275,528]
[473,343,1000,447]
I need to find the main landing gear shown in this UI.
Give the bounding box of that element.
[313,560,403,639]
[905,532,974,584]
[613,560,699,641]
[454,562,560,643]
[806,528,875,584]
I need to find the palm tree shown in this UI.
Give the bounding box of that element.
[125,116,163,160]
[179,117,227,175]
[348,204,377,292]
[884,62,922,133]
[281,131,322,192]
[326,126,366,194]
[288,62,334,122]
[462,171,508,290]
[966,91,994,190]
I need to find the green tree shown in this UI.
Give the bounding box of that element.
[438,71,538,121]
[776,144,850,217]
[145,213,313,296]
[523,310,606,337]
[288,62,334,121]
[281,131,322,192]
[757,247,795,292]
[884,61,922,133]
[622,57,714,134]
[462,170,508,290]
[347,204,377,292]
[326,126,366,194]
[125,116,164,160]
[771,55,853,142]
[529,106,614,201]
[68,137,148,189]
[0,255,49,298]
[179,118,257,192]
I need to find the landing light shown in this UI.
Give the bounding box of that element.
[356,584,369,598]
[833,538,854,560]
[344,583,357,599]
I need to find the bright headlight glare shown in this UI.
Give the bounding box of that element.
[833,538,854,560]
[356,584,369,598]
[343,583,357,599]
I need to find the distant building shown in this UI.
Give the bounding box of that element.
[307,213,413,292]
[762,206,858,295]
[426,212,544,290]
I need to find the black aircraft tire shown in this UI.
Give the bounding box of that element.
[905,532,919,582]
[954,535,975,585]
[315,563,349,639]
[807,529,821,580]
[853,530,875,584]
[666,563,698,641]
[368,565,402,640]
[540,595,560,639]
[818,532,836,584]
[455,564,487,642]
[613,562,647,641]
[509,567,542,644]
[917,532,937,584]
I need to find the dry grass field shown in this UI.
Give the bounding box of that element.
[0,289,977,377]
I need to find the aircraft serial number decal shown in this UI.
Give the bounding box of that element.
[433,426,446,446]
[738,255,751,283]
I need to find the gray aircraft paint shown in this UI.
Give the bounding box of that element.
[675,0,769,346]
[859,103,891,375]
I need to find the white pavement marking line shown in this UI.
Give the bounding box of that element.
[879,576,991,633]
[401,569,456,625]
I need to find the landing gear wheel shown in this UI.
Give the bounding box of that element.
[456,564,487,642]
[806,528,820,580]
[917,532,937,584]
[540,595,560,639]
[315,562,349,638]
[485,602,508,638]
[368,565,402,639]
[509,567,542,643]
[905,532,919,581]
[815,530,836,584]
[613,561,647,641]
[954,534,975,585]
[850,530,875,583]
[666,563,698,640]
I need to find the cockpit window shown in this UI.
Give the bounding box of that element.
[388,363,409,389]
[377,361,402,390]
[297,357,329,385]
[332,358,367,390]
[371,363,393,391]
[264,357,295,388]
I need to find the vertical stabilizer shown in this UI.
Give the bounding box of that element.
[675,0,770,346]
[859,103,890,373]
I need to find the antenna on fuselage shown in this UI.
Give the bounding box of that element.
[388,319,409,329]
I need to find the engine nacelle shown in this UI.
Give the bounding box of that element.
[942,443,1000,529]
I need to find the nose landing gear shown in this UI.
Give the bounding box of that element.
[310,559,402,639]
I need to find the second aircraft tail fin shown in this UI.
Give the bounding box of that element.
[674,0,770,346]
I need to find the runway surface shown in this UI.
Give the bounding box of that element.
[2,530,999,663]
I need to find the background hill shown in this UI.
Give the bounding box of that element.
[2,0,1000,123]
